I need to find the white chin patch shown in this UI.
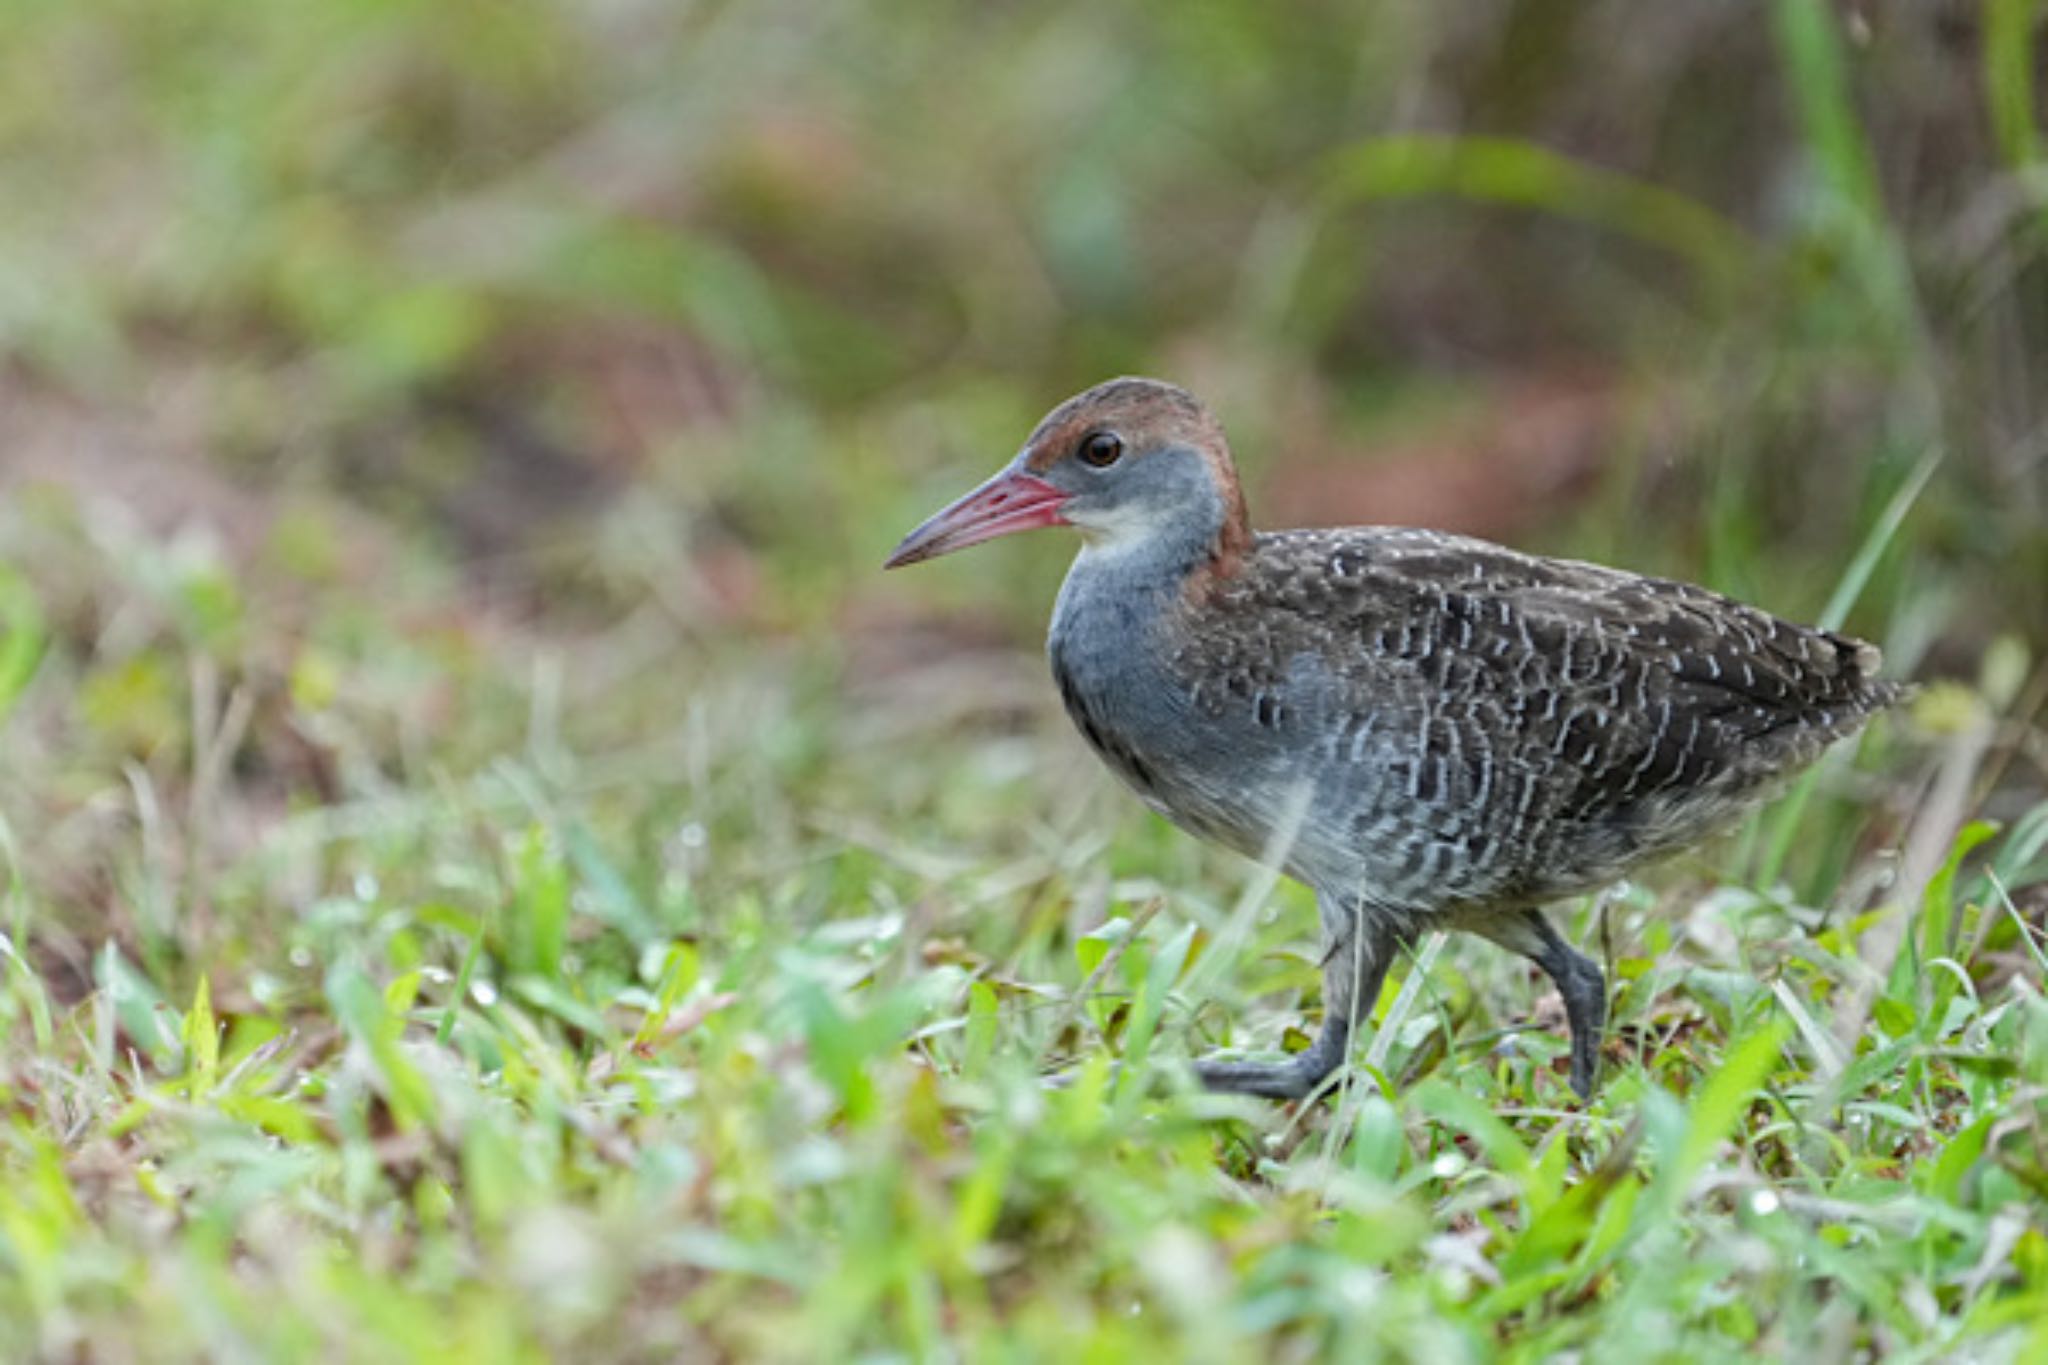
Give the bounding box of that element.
[1068,506,1156,548]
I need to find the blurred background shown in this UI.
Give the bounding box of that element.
[7,2,2046,619]
[0,0,2044,976]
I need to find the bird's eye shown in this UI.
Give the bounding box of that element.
[1077,431,1124,468]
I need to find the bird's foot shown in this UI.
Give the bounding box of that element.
[1192,1053,1344,1102]
[1559,966,1607,1103]
[1566,1032,1602,1103]
[1500,908,1608,1103]
[1042,1054,1346,1102]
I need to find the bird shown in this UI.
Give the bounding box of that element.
[883,377,1902,1102]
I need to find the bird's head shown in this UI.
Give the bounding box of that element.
[883,377,1248,570]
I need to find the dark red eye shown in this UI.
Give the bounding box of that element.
[1077,431,1124,468]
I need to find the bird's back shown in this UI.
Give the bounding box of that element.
[1056,524,1900,916]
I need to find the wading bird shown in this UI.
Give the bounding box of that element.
[885,378,1900,1100]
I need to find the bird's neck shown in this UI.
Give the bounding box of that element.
[1067,478,1251,592]
[1050,485,1248,696]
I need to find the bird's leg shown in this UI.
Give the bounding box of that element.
[1478,908,1608,1100]
[1193,899,1397,1101]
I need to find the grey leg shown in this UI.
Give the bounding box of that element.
[1477,908,1608,1100]
[1194,898,1398,1101]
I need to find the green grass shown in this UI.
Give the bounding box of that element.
[2,0,2047,1359]
[0,454,2042,1361]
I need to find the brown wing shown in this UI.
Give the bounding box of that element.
[1187,526,1899,834]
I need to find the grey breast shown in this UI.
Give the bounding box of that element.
[1047,547,1316,869]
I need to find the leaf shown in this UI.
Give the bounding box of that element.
[327,963,437,1130]
[218,1094,322,1146]
[566,823,657,941]
[1075,915,1134,1033]
[0,570,47,723]
[1921,821,2000,964]
[1871,996,1917,1040]
[1347,1095,1407,1183]
[97,943,176,1070]
[1317,135,1755,291]
[1772,0,1883,217]
[1114,923,1196,1108]
[633,940,703,1047]
[384,969,424,1015]
[415,902,484,938]
[0,932,55,1052]
[511,825,570,980]
[792,981,874,1121]
[182,976,219,1093]
[1666,1018,1791,1199]
[1985,0,2045,170]
[1414,1081,1547,1209]
[462,1117,529,1233]
[1985,802,2048,892]
[963,979,999,1076]
[950,1129,1014,1253]
[1075,917,1129,980]
[1577,1172,1644,1273]
[1501,1176,1603,1279]
[438,923,487,1048]
[1914,821,2003,1023]
[508,975,610,1039]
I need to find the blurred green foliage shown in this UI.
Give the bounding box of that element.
[3,0,2044,637]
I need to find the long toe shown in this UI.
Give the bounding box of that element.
[1568,1047,1599,1102]
[1564,971,1607,1101]
[1193,1053,1335,1101]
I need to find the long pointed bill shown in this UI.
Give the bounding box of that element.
[883,464,1070,569]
